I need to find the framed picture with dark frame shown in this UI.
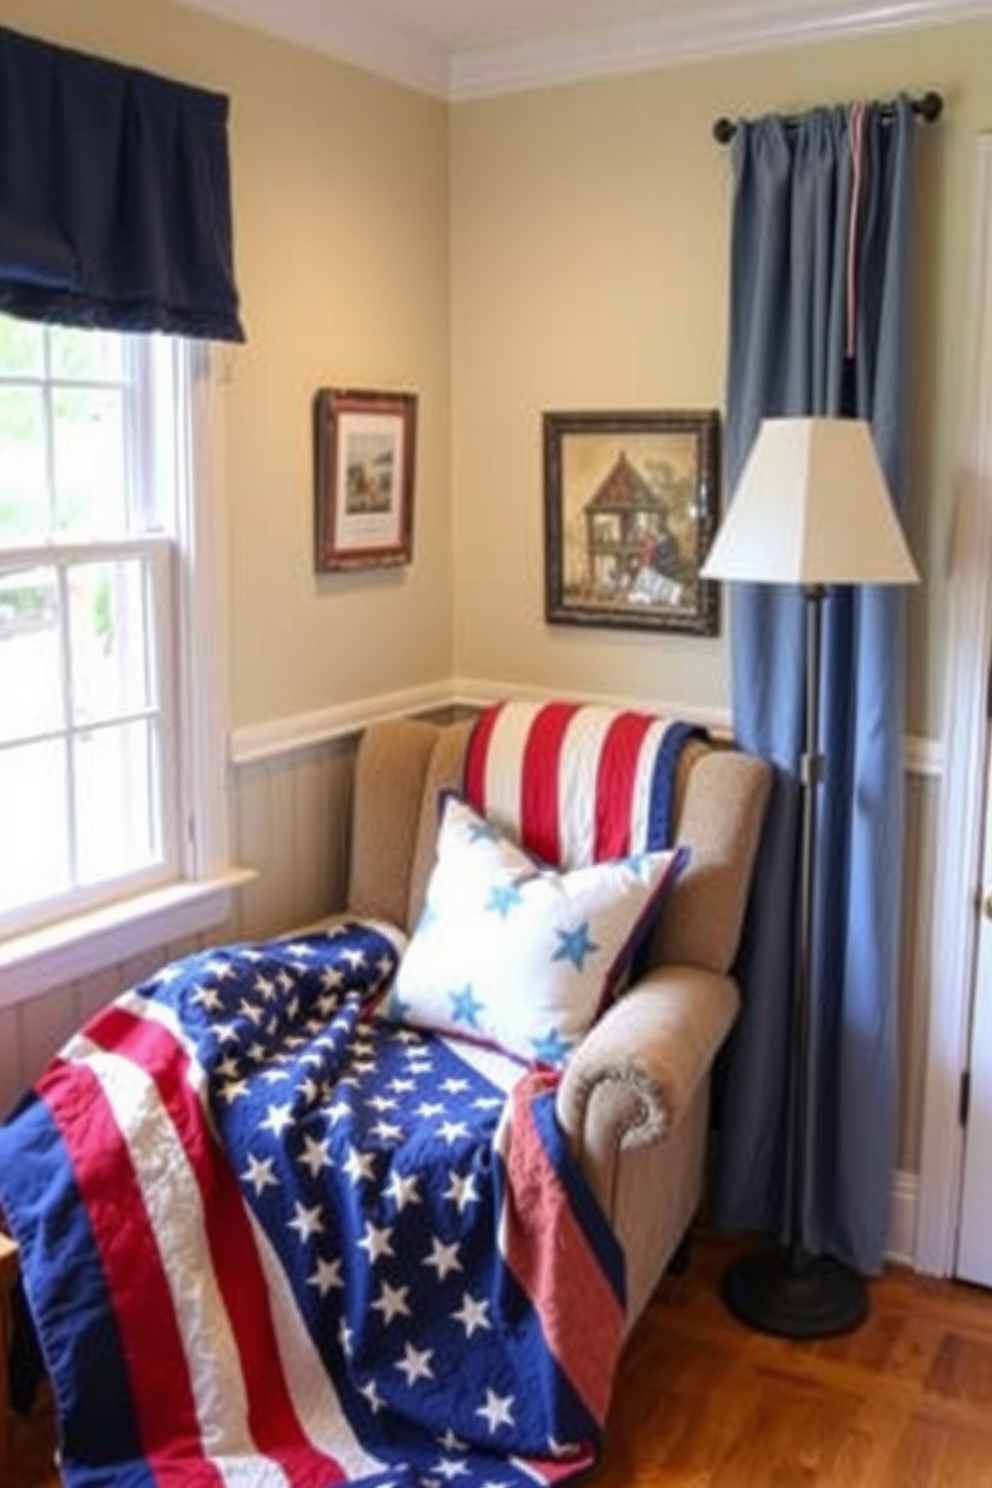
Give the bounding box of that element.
[543,408,720,635]
[314,387,417,572]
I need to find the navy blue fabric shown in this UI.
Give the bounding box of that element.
[645,720,706,850]
[0,1092,152,1479]
[0,25,244,341]
[712,100,915,1272]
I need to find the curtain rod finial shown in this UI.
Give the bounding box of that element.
[919,90,943,122]
[713,116,736,144]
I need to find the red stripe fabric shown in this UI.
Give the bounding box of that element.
[88,1005,348,1488]
[517,1453,595,1484]
[38,1056,223,1488]
[466,701,676,870]
[464,700,504,811]
[499,1079,623,1426]
[592,712,654,861]
[520,703,580,866]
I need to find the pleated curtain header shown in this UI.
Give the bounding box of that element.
[0,25,245,341]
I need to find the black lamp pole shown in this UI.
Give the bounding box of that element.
[721,584,869,1339]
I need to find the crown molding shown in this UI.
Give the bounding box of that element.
[174,0,451,96]
[451,0,992,99]
[176,0,992,98]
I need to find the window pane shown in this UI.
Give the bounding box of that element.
[0,567,63,744]
[0,325,186,933]
[74,720,160,884]
[49,324,124,383]
[53,387,127,537]
[69,561,154,726]
[0,316,43,378]
[0,387,48,544]
[0,739,70,913]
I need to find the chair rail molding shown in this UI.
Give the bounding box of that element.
[229,682,455,766]
[229,675,942,779]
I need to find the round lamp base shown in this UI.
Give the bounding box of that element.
[722,1246,868,1340]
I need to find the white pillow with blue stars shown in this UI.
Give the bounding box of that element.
[385,794,688,1068]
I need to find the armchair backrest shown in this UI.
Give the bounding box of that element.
[347,709,770,980]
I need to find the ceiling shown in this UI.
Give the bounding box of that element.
[176,0,992,97]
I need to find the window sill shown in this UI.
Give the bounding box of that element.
[0,870,255,1011]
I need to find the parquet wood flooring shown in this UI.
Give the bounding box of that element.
[6,1234,992,1487]
[594,1235,992,1487]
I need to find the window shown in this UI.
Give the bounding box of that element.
[0,314,230,948]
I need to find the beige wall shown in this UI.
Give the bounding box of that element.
[450,19,992,739]
[5,0,453,733]
[9,3,987,740]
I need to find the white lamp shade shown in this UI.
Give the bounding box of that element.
[700,418,920,586]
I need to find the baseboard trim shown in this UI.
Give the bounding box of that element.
[887,1168,919,1268]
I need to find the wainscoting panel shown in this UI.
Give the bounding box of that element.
[230,736,357,942]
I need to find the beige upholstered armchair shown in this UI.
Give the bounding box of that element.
[344,710,771,1336]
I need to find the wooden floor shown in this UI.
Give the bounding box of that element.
[7,1235,992,1487]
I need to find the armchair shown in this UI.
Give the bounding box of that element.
[345,708,770,1333]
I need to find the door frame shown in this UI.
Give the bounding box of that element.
[917,134,992,1275]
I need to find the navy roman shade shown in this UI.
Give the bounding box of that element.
[0,25,244,341]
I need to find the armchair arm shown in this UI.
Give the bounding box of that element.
[556,965,740,1160]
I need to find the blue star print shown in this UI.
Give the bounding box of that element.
[449,985,484,1029]
[553,921,598,971]
[531,1028,572,1065]
[486,882,523,919]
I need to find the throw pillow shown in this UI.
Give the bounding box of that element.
[385,793,688,1067]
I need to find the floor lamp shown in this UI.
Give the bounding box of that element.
[701,417,920,1339]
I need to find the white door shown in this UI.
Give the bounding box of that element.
[957,738,992,1287]
[920,135,992,1281]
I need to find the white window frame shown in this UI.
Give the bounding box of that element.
[0,340,250,1009]
[0,534,180,938]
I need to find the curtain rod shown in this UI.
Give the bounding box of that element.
[712,89,943,144]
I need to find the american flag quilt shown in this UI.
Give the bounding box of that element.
[0,922,626,1488]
